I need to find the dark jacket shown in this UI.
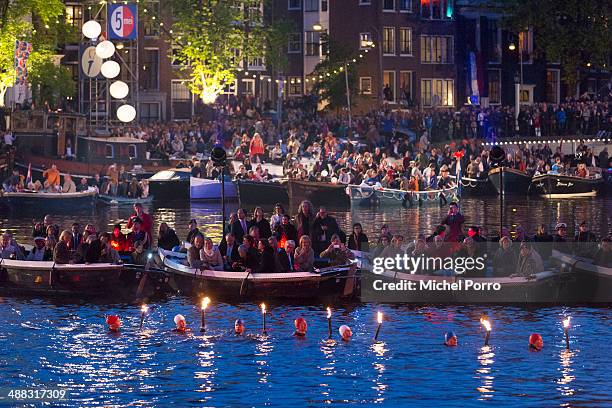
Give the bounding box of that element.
[275,248,295,273]
[158,229,181,250]
[348,233,369,252]
[273,223,298,245]
[311,216,342,253]
[255,247,276,273]
[53,241,71,264]
[230,218,250,243]
[248,218,272,239]
[218,240,240,265]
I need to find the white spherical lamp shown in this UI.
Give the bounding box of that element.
[110,80,129,99]
[95,40,115,59]
[101,60,120,79]
[82,20,102,39]
[117,104,136,123]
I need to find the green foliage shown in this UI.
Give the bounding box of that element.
[29,59,74,107]
[500,0,612,87]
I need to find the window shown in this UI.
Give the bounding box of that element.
[248,57,265,71]
[399,28,412,55]
[288,0,301,10]
[222,81,237,95]
[288,33,302,53]
[142,49,160,90]
[546,69,560,104]
[359,32,373,49]
[399,71,413,102]
[399,0,412,12]
[171,45,188,67]
[488,69,501,104]
[360,77,372,94]
[105,144,114,159]
[383,0,395,11]
[383,71,396,102]
[322,0,328,11]
[486,19,501,63]
[420,36,453,63]
[140,103,160,122]
[421,79,454,106]
[305,31,320,56]
[383,27,395,55]
[171,80,191,101]
[304,0,318,11]
[288,77,302,95]
[65,4,83,29]
[421,0,453,19]
[143,1,160,37]
[359,0,371,4]
[242,79,255,95]
[128,145,137,159]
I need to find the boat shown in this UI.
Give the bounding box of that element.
[0,189,97,210]
[287,179,350,208]
[529,173,604,198]
[236,179,289,207]
[452,176,496,196]
[347,184,458,207]
[97,194,154,205]
[488,167,532,195]
[158,248,358,299]
[148,168,192,201]
[550,249,611,303]
[0,258,169,298]
[190,176,237,200]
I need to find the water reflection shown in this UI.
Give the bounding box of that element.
[370,341,388,404]
[255,337,273,385]
[476,346,495,400]
[557,350,576,398]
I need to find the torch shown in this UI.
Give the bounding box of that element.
[480,317,492,346]
[139,304,148,329]
[374,311,383,341]
[200,297,210,332]
[326,307,332,339]
[260,303,267,334]
[563,316,571,350]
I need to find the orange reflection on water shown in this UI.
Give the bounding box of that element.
[476,346,495,400]
[556,349,576,397]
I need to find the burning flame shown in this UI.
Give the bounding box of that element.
[327,307,332,319]
[377,311,383,324]
[141,304,148,313]
[201,297,211,310]
[260,303,266,314]
[480,317,492,332]
[563,316,571,329]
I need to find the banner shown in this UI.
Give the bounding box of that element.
[107,3,138,40]
[14,41,33,84]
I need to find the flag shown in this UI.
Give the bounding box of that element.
[26,163,32,185]
[14,41,33,84]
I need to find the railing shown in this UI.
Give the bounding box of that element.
[10,110,87,136]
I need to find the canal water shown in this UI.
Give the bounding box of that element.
[0,197,610,406]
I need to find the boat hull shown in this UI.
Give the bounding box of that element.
[190,177,237,200]
[149,179,190,201]
[488,167,531,195]
[550,250,612,303]
[456,177,496,196]
[287,180,350,208]
[97,195,154,205]
[0,190,96,211]
[348,185,458,207]
[530,174,603,198]
[236,180,289,207]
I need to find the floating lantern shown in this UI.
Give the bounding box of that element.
[374,311,383,341]
[82,20,101,39]
[480,317,492,346]
[260,303,267,334]
[110,80,129,99]
[96,40,116,59]
[563,316,571,350]
[326,307,332,339]
[117,104,136,123]
[101,60,120,79]
[200,297,210,332]
[139,304,148,329]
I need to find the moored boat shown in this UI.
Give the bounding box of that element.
[347,184,458,207]
[190,176,237,200]
[97,194,154,205]
[453,176,496,196]
[158,249,358,299]
[529,173,604,198]
[236,179,289,207]
[148,168,191,200]
[488,167,532,195]
[550,249,611,303]
[0,189,97,210]
[287,179,350,208]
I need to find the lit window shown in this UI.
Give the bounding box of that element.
[420,36,453,63]
[421,79,453,106]
[399,28,412,55]
[359,32,373,49]
[383,27,395,55]
[305,31,320,56]
[360,77,372,94]
[488,69,501,104]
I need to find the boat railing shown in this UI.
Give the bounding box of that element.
[10,110,87,136]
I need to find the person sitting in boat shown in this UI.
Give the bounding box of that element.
[42,164,60,192]
[455,237,485,276]
[320,234,355,266]
[593,237,611,268]
[2,169,20,192]
[186,219,201,245]
[275,240,297,272]
[254,239,276,273]
[230,208,250,244]
[25,237,48,261]
[513,225,530,243]
[514,242,544,278]
[492,237,518,277]
[187,235,206,269]
[294,235,315,272]
[1,232,24,260]
[347,223,369,253]
[110,224,128,253]
[131,240,148,265]
[75,234,101,264]
[248,226,261,243]
[467,226,487,243]
[100,233,121,264]
[127,203,153,241]
[232,244,257,272]
[200,238,224,271]
[127,177,140,198]
[377,224,392,246]
[273,214,298,249]
[573,221,598,257]
[311,207,343,255]
[553,223,569,253]
[550,157,564,174]
[533,224,553,260]
[219,233,240,269]
[76,177,90,192]
[372,235,390,258]
[295,200,315,241]
[269,204,286,230]
[249,207,272,239]
[157,223,180,251]
[43,215,60,240]
[127,218,150,251]
[53,230,73,264]
[139,179,149,198]
[380,234,404,259]
[62,174,76,194]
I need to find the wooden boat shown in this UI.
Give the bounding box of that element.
[97,194,154,205]
[236,179,289,207]
[0,189,97,210]
[287,179,350,208]
[0,259,169,298]
[452,176,496,196]
[550,250,611,303]
[190,176,237,200]
[148,168,191,200]
[530,173,604,198]
[158,248,358,299]
[347,184,458,207]
[488,167,532,195]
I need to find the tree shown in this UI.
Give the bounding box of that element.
[29,59,74,107]
[0,0,69,107]
[166,0,271,103]
[500,0,612,91]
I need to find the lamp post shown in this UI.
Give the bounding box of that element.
[211,145,227,237]
[509,41,523,133]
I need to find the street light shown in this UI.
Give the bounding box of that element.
[509,40,523,132]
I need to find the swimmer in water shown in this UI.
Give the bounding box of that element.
[294,317,307,337]
[339,325,352,341]
[444,331,458,346]
[529,333,543,351]
[106,315,121,332]
[234,319,245,335]
[173,314,187,333]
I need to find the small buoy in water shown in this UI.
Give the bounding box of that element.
[106,315,121,332]
[339,325,352,341]
[529,333,543,351]
[294,317,307,336]
[444,331,458,346]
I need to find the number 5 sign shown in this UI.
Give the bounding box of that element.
[107,3,138,40]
